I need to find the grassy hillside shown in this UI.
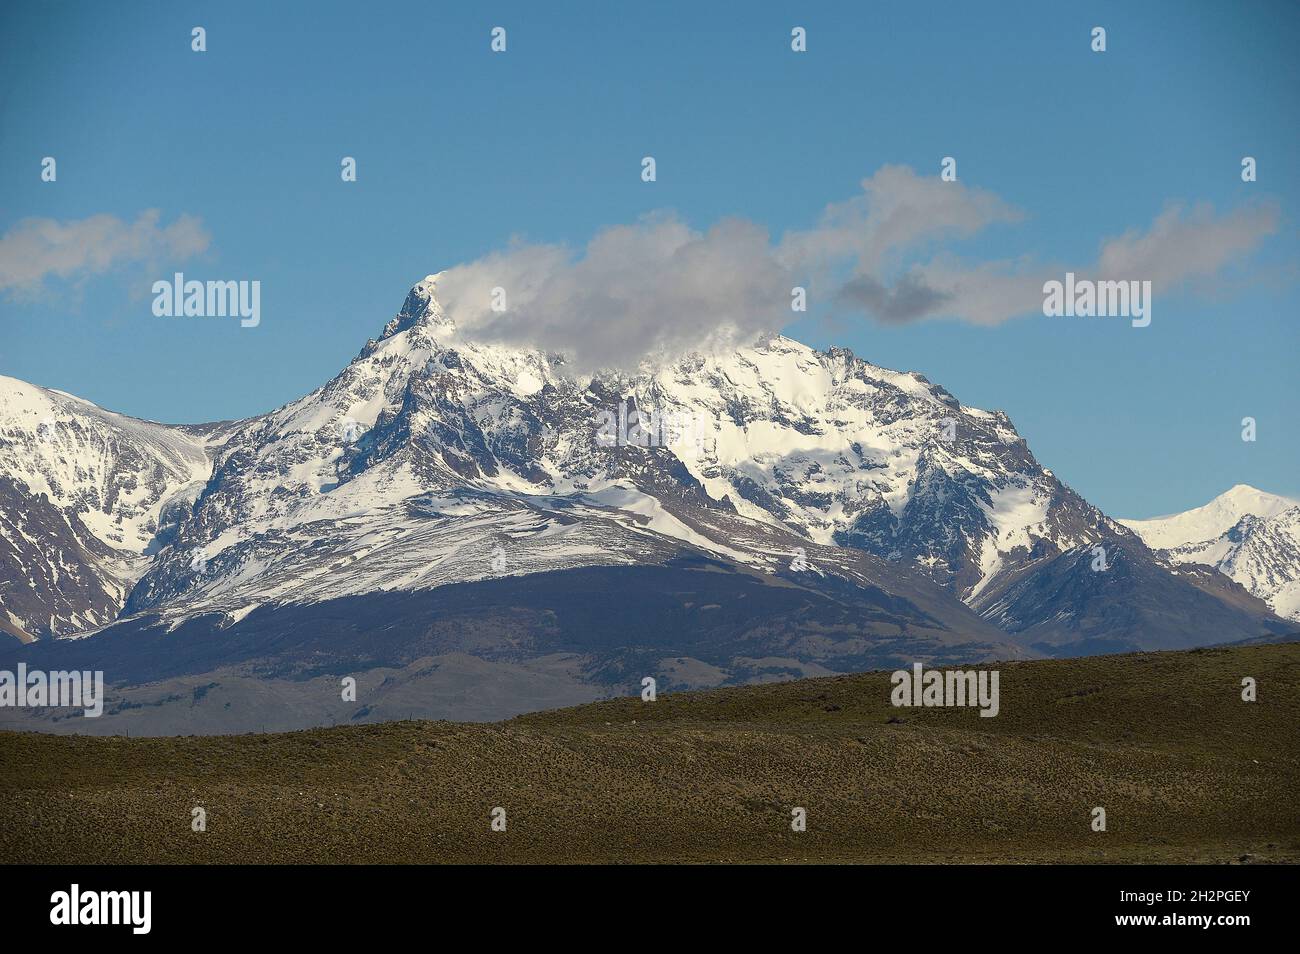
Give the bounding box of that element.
[2,643,1298,863]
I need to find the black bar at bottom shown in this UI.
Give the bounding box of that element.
[2,863,1289,939]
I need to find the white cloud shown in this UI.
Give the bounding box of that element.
[432,167,1282,366]
[861,200,1281,326]
[437,214,794,372]
[0,210,210,296]
[1096,201,1279,292]
[779,164,1022,274]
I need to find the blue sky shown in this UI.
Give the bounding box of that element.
[0,0,1296,518]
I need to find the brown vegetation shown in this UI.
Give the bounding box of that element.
[2,643,1297,863]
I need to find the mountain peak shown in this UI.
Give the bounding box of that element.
[1224,483,1269,499]
[378,273,452,343]
[1215,483,1297,512]
[1120,484,1298,551]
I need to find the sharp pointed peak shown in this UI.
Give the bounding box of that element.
[377,273,453,343]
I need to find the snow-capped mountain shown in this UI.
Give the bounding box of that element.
[1,277,1290,731]
[120,277,1108,615]
[0,375,228,641]
[113,276,1282,648]
[1122,485,1300,621]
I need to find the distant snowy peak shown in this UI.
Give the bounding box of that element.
[1122,485,1300,621]
[1120,484,1299,550]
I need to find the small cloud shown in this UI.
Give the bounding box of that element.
[875,199,1283,326]
[1096,200,1279,293]
[0,210,210,297]
[779,164,1023,274]
[836,271,953,324]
